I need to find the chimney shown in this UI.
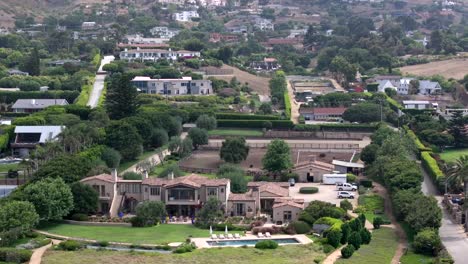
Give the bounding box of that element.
[136,47,140,51]
[144,170,149,179]
[112,168,118,182]
[124,48,128,52]
[31,99,36,105]
[168,172,174,180]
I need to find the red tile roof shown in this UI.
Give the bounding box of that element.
[258,183,289,197]
[80,173,120,183]
[272,200,304,209]
[142,174,229,187]
[229,190,256,201]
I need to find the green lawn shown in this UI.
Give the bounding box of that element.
[208,129,263,137]
[358,194,390,223]
[38,223,215,244]
[42,244,326,264]
[400,251,434,264]
[336,227,398,264]
[439,148,468,163]
[0,163,19,173]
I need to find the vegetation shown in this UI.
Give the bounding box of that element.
[216,164,247,193]
[208,129,263,137]
[299,187,319,194]
[262,139,292,173]
[134,201,167,227]
[254,240,278,249]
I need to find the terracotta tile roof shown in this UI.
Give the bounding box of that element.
[274,197,304,204]
[142,174,229,187]
[247,182,290,188]
[259,183,289,197]
[229,190,256,201]
[272,200,304,209]
[80,173,120,183]
[164,177,201,188]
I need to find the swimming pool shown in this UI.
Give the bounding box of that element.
[206,238,300,247]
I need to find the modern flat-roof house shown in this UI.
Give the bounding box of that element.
[81,22,97,30]
[299,107,347,122]
[249,58,280,72]
[12,126,64,157]
[173,11,199,22]
[119,48,200,62]
[12,99,69,113]
[81,173,302,224]
[402,100,438,110]
[131,76,213,95]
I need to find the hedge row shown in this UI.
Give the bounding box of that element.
[293,123,377,132]
[385,95,403,112]
[404,126,432,152]
[0,126,14,151]
[299,187,319,194]
[217,119,294,129]
[421,152,445,192]
[0,91,80,104]
[215,113,281,120]
[284,91,291,119]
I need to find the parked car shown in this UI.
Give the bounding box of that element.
[336,183,357,191]
[337,191,355,199]
[288,178,295,187]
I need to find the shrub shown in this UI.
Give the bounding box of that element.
[360,228,372,244]
[255,240,278,249]
[130,216,147,227]
[322,244,335,254]
[358,214,366,228]
[299,187,319,194]
[340,200,353,211]
[348,231,362,250]
[373,217,383,229]
[341,244,355,259]
[340,222,351,244]
[57,240,83,251]
[326,229,342,248]
[173,242,196,254]
[413,229,442,256]
[288,221,311,234]
[314,257,323,264]
[346,173,357,183]
[70,213,89,221]
[96,241,109,247]
[420,152,445,191]
[348,218,362,232]
[122,172,142,180]
[0,248,32,263]
[359,180,373,188]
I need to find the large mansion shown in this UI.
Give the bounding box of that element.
[81,172,304,225]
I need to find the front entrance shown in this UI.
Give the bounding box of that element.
[307,172,314,182]
[260,199,274,216]
[100,202,109,214]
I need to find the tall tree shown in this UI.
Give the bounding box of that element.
[0,201,39,234]
[447,155,468,231]
[135,201,167,226]
[70,182,98,215]
[220,137,249,164]
[188,128,208,150]
[23,48,40,76]
[448,111,467,147]
[105,73,139,120]
[105,121,143,161]
[262,139,292,173]
[21,178,73,221]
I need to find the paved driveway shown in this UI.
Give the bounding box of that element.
[87,55,114,108]
[289,183,358,207]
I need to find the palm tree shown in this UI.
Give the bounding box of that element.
[447,155,468,231]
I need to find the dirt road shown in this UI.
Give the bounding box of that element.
[286,78,300,124]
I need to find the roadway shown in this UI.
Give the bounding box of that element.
[87,55,115,108]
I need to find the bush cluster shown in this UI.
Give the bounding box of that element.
[288,221,311,234]
[413,229,442,256]
[254,240,278,249]
[299,187,319,194]
[0,248,32,263]
[57,240,84,251]
[70,213,89,221]
[341,244,355,259]
[173,242,196,254]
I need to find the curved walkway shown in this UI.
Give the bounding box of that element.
[29,239,60,264]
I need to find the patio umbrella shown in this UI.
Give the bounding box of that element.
[225,225,228,234]
[210,225,213,235]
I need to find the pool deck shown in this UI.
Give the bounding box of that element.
[191,234,313,248]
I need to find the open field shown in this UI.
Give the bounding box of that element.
[216,64,270,96]
[42,244,325,264]
[399,58,468,80]
[180,149,353,172]
[439,148,468,163]
[336,227,398,264]
[38,223,214,244]
[208,129,263,137]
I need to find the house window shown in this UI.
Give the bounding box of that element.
[132,184,141,193]
[150,187,160,196]
[220,188,224,193]
[207,187,218,196]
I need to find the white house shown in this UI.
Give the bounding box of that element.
[81,22,96,30]
[131,76,213,95]
[149,27,180,39]
[377,80,396,93]
[403,100,438,110]
[173,11,200,22]
[396,78,414,95]
[12,126,64,157]
[119,48,200,61]
[419,80,442,95]
[254,18,274,31]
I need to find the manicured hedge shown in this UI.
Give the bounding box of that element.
[421,151,445,192]
[255,240,278,249]
[0,91,80,104]
[215,113,280,120]
[217,119,294,129]
[385,95,403,112]
[284,91,291,119]
[299,187,319,194]
[404,126,432,153]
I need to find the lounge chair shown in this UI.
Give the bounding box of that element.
[234,233,241,239]
[265,232,271,238]
[218,234,226,239]
[257,232,265,238]
[227,234,234,239]
[211,234,217,240]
